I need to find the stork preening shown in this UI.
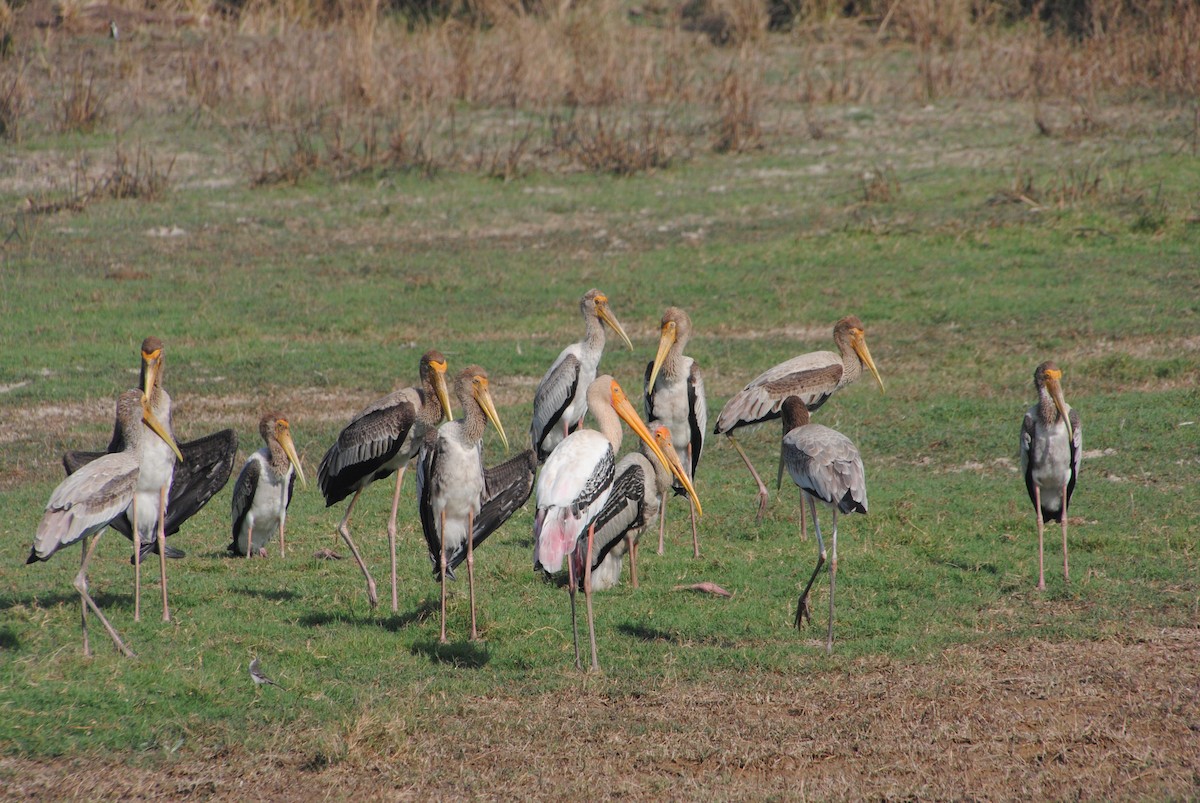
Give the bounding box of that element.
[644,306,706,557]
[230,413,306,558]
[28,390,183,658]
[779,397,868,654]
[530,289,633,462]
[317,350,453,611]
[1019,361,1081,590]
[586,423,702,592]
[714,316,882,522]
[416,366,513,642]
[63,337,238,621]
[533,376,683,672]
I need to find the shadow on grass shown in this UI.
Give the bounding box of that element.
[410,639,491,669]
[0,628,20,650]
[380,599,437,632]
[0,589,134,613]
[617,622,681,644]
[231,586,299,602]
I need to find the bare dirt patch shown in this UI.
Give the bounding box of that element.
[3,629,1197,799]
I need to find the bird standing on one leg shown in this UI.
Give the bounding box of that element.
[644,306,706,558]
[1019,361,1081,590]
[779,397,867,654]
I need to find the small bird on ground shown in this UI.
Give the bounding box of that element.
[249,657,282,688]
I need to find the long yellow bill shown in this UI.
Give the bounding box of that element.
[1044,369,1073,441]
[431,358,454,423]
[653,425,703,517]
[852,330,885,392]
[141,396,183,463]
[646,320,677,392]
[610,379,671,474]
[474,376,510,453]
[277,422,307,488]
[597,298,634,351]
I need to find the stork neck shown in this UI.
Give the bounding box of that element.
[591,399,624,452]
[836,336,862,386]
[461,398,488,444]
[1037,388,1061,427]
[266,436,290,475]
[418,381,444,427]
[582,308,606,356]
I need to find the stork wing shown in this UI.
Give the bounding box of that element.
[687,360,707,478]
[443,449,537,576]
[530,352,580,461]
[229,455,261,553]
[318,390,417,507]
[587,456,648,571]
[32,455,138,562]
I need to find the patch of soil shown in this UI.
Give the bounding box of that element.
[2,629,1197,799]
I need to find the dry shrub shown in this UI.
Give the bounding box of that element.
[0,61,28,141]
[860,164,899,204]
[712,51,762,153]
[58,59,106,133]
[551,109,678,175]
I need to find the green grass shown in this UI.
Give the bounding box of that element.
[1,95,1198,771]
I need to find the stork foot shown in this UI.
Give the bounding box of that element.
[795,594,813,630]
[754,489,770,524]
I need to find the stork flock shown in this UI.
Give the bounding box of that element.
[27,292,1081,667]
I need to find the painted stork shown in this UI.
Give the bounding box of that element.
[28,389,183,658]
[415,366,512,642]
[63,337,238,621]
[714,316,883,522]
[530,289,633,463]
[644,306,706,557]
[533,375,680,672]
[779,397,868,654]
[587,423,701,592]
[317,350,453,611]
[1020,361,1081,590]
[230,413,306,558]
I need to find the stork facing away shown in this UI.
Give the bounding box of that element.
[644,306,706,557]
[29,390,183,658]
[230,413,306,558]
[779,397,868,654]
[1019,361,1081,590]
[586,423,701,592]
[533,376,683,672]
[63,337,238,621]
[714,316,882,522]
[530,289,633,462]
[318,350,453,611]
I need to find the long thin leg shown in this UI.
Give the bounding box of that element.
[467,509,478,641]
[158,484,170,622]
[133,496,141,622]
[727,434,770,523]
[826,510,839,654]
[1060,482,1070,584]
[799,493,808,541]
[80,534,91,658]
[439,509,448,644]
[279,483,288,558]
[1034,486,1046,590]
[796,494,827,629]
[245,522,253,559]
[656,495,667,556]
[687,442,700,558]
[388,465,407,614]
[626,534,639,590]
[336,490,379,608]
[568,557,581,670]
[75,531,136,659]
[584,524,600,673]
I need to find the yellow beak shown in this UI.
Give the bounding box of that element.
[278,425,307,488]
[597,302,634,351]
[653,425,703,517]
[474,378,510,453]
[646,320,677,392]
[852,331,885,392]
[141,395,183,463]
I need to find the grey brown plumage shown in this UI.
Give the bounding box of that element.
[779,397,867,654]
[714,317,882,521]
[1019,361,1081,589]
[415,366,511,642]
[230,413,306,557]
[29,389,182,658]
[316,350,453,611]
[530,289,633,462]
[644,306,706,556]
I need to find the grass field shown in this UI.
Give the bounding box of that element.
[1,2,1199,798]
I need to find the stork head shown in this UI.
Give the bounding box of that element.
[835,316,884,393]
[650,424,702,517]
[647,306,693,391]
[421,350,453,423]
[262,412,307,487]
[1035,361,1073,440]
[583,288,633,351]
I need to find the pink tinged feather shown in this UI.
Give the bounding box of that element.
[535,509,581,573]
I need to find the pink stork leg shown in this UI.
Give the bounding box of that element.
[1060,482,1070,584]
[80,535,91,658]
[626,534,639,589]
[687,443,700,558]
[584,523,600,672]
[727,434,770,523]
[132,496,141,622]
[567,556,581,670]
[439,509,448,644]
[467,509,479,641]
[76,530,136,659]
[158,484,170,622]
[795,493,826,630]
[387,465,407,614]
[1034,486,1046,590]
[336,489,379,608]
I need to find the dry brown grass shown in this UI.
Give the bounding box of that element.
[2,629,1197,799]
